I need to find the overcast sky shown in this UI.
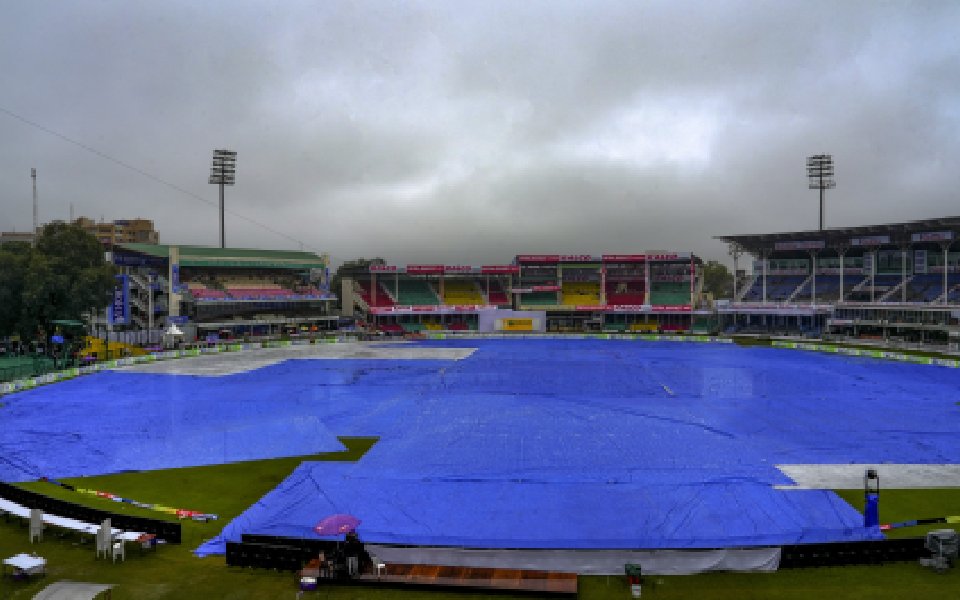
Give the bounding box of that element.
[1,1,958,266]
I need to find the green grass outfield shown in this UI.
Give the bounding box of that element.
[3,438,960,598]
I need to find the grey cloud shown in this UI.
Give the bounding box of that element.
[2,1,960,266]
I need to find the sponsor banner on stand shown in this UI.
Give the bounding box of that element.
[369,305,496,314]
[443,265,474,274]
[497,318,535,331]
[911,231,954,242]
[480,265,520,274]
[516,254,598,263]
[652,305,692,312]
[773,240,825,251]
[108,274,130,325]
[608,305,650,312]
[406,265,445,274]
[369,265,398,273]
[646,252,692,261]
[602,254,646,262]
[914,249,927,274]
[851,235,890,246]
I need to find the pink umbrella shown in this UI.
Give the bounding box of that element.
[314,513,361,536]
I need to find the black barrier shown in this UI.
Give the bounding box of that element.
[241,533,339,555]
[226,541,308,571]
[780,537,927,568]
[0,481,181,543]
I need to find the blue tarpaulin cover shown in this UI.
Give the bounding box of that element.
[192,338,960,554]
[0,370,344,480]
[5,338,958,552]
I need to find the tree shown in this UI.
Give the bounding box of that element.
[331,257,386,310]
[0,242,31,337]
[701,260,734,299]
[0,223,116,340]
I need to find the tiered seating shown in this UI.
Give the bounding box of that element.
[378,323,404,334]
[649,283,690,305]
[740,275,806,302]
[605,282,645,305]
[442,280,483,305]
[448,321,470,331]
[358,281,395,307]
[561,282,600,305]
[396,280,439,305]
[948,284,960,303]
[905,274,951,302]
[423,322,443,331]
[873,274,906,301]
[187,282,229,300]
[294,286,324,297]
[793,276,856,302]
[522,291,558,306]
[487,280,510,306]
[400,321,425,333]
[219,277,293,300]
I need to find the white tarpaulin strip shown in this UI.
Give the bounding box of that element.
[364,545,781,576]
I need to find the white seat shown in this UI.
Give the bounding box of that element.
[29,508,44,543]
[371,555,386,578]
[112,541,125,563]
[96,519,113,559]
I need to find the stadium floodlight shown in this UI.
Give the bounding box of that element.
[209,148,237,248]
[807,154,835,231]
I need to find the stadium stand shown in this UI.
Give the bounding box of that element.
[522,291,559,306]
[947,282,960,303]
[442,280,484,305]
[486,280,511,306]
[186,282,230,300]
[846,274,904,302]
[649,282,690,305]
[740,275,806,303]
[561,282,601,305]
[358,281,396,308]
[791,276,861,302]
[605,281,645,305]
[904,273,953,302]
[396,280,439,305]
[717,216,960,342]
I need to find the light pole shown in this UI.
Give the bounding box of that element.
[31,168,38,246]
[209,149,237,248]
[807,154,835,231]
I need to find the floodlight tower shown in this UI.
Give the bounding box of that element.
[209,149,237,248]
[31,168,38,246]
[807,154,835,231]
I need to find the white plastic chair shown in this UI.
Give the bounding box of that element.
[112,540,126,563]
[371,555,386,579]
[96,519,112,559]
[29,508,43,543]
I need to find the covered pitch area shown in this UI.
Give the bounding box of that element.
[4,338,960,566]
